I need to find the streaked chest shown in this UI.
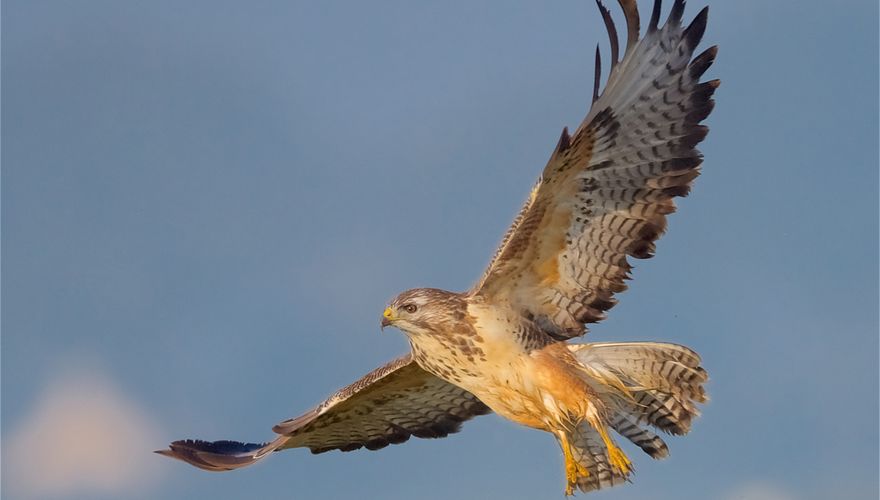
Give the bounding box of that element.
[411,303,555,428]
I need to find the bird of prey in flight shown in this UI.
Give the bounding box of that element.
[158,0,718,495]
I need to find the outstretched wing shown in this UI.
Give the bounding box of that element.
[472,0,718,339]
[272,354,490,453]
[156,355,490,471]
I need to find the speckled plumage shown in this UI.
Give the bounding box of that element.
[159,1,716,496]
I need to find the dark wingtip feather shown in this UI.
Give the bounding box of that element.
[669,0,686,26]
[617,0,640,52]
[682,6,709,50]
[686,99,715,124]
[647,0,662,33]
[677,125,709,149]
[157,439,273,472]
[689,45,718,80]
[593,44,602,103]
[596,0,620,69]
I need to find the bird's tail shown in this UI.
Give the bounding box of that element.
[563,341,708,493]
[155,436,287,471]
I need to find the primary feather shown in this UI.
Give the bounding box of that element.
[473,0,718,342]
[158,355,489,470]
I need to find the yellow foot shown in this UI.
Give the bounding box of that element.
[607,443,632,475]
[563,449,577,495]
[561,434,588,496]
[564,459,582,495]
[597,426,632,475]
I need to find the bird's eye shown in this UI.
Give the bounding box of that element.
[402,303,418,314]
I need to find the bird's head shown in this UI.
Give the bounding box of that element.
[381,288,464,337]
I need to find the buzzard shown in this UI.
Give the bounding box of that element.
[158,0,717,495]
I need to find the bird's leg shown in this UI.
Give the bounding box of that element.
[557,431,588,496]
[560,433,578,496]
[582,401,632,477]
[595,424,632,475]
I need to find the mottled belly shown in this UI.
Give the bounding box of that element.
[449,361,552,431]
[477,388,549,430]
[457,346,593,432]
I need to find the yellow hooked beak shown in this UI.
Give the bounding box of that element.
[381,307,394,329]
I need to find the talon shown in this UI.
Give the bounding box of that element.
[564,461,578,496]
[608,443,632,474]
[597,426,632,475]
[560,432,584,496]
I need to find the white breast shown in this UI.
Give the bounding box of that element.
[459,303,547,423]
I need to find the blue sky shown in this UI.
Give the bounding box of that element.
[3,1,877,499]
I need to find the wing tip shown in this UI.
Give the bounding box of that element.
[647,0,662,33]
[156,439,275,472]
[592,44,602,103]
[669,0,686,26]
[689,45,719,80]
[595,0,620,69]
[682,5,709,50]
[617,0,640,52]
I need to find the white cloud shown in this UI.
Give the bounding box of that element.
[3,367,166,499]
[723,481,796,500]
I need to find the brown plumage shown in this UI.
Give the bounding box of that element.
[475,1,717,341]
[158,1,717,496]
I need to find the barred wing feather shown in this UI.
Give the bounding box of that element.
[156,355,490,471]
[473,0,719,340]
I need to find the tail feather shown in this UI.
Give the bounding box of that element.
[608,414,668,459]
[569,341,708,452]
[155,437,286,471]
[627,387,698,435]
